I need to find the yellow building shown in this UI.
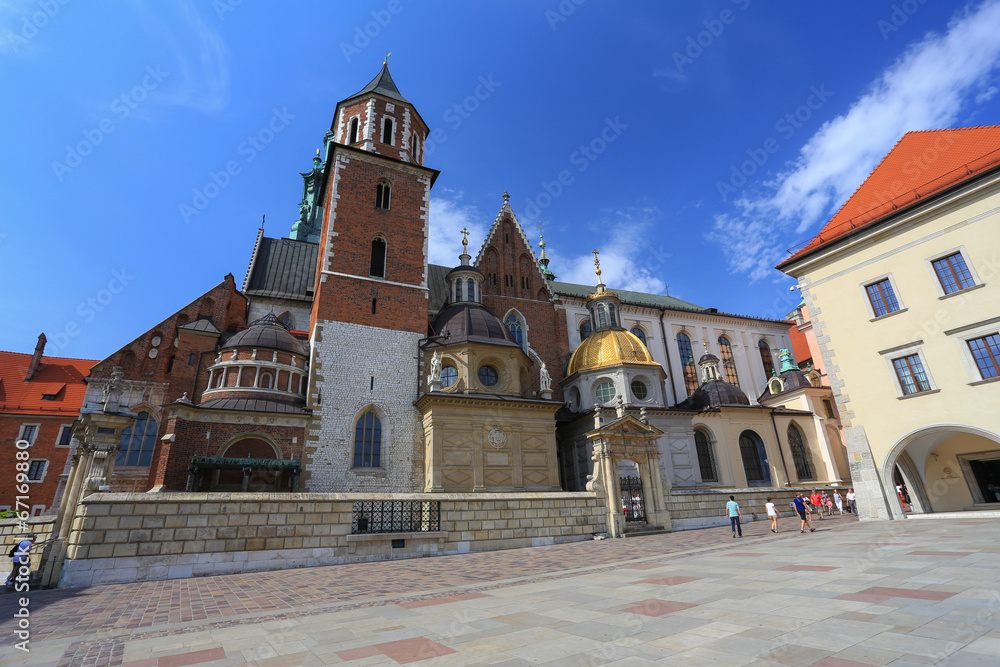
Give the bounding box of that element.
[778,126,1000,519]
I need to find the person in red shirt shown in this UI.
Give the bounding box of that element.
[809,491,824,520]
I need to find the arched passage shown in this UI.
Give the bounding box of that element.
[882,424,1000,516]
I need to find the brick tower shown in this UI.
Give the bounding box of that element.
[303,63,438,492]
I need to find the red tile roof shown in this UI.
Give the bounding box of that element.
[0,350,96,416]
[788,322,812,368]
[778,126,1000,269]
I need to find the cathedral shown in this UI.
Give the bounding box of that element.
[65,63,847,533]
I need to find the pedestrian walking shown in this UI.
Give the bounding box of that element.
[726,495,743,538]
[833,490,844,515]
[810,490,824,519]
[5,533,36,589]
[765,497,779,533]
[846,488,857,515]
[792,493,816,533]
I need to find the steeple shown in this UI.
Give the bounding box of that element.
[537,222,556,281]
[585,250,622,332]
[447,228,483,304]
[347,61,410,105]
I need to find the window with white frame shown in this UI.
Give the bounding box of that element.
[968,334,1000,380]
[863,275,903,318]
[927,248,980,297]
[56,424,73,447]
[27,459,48,482]
[892,354,933,396]
[18,423,39,446]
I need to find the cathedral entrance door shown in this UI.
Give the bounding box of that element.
[620,474,646,522]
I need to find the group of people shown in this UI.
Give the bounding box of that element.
[726,489,858,537]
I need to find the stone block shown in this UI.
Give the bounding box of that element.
[204,539,226,552]
[187,515,209,527]
[200,503,221,514]
[224,539,246,552]
[245,538,266,551]
[164,515,187,529]
[156,503,180,515]
[285,537,303,549]
[105,529,128,543]
[208,514,229,527]
[174,528,197,541]
[118,516,143,530]
[81,504,110,516]
[128,529,151,543]
[94,517,119,531]
[109,504,135,516]
[258,525,277,538]
[265,538,284,550]
[167,564,193,579]
[216,526,237,540]
[248,514,268,526]
[182,540,206,554]
[179,503,201,515]
[286,514,305,525]
[112,543,138,558]
[159,541,183,555]
[142,516,165,529]
[150,528,174,542]
[137,542,161,557]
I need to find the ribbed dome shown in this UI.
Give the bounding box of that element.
[222,314,308,355]
[685,380,750,409]
[566,329,661,376]
[432,302,520,348]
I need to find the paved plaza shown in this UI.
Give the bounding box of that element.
[2,513,999,666]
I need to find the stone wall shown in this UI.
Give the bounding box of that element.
[58,491,604,588]
[667,488,841,530]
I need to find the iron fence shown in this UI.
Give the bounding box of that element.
[351,500,441,534]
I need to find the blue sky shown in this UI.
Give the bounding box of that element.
[2,0,999,360]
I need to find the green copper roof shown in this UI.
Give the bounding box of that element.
[345,63,410,104]
[550,281,706,312]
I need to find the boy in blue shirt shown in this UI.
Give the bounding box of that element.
[792,494,817,533]
[726,495,742,538]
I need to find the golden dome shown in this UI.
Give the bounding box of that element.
[566,329,661,376]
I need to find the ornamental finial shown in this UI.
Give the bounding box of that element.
[384,51,392,65]
[503,190,510,204]
[592,249,604,288]
[461,226,469,250]
[538,222,545,247]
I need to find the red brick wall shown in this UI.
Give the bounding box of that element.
[334,95,428,162]
[312,147,430,334]
[477,212,570,400]
[0,415,74,512]
[151,417,306,491]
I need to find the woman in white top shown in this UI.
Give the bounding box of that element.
[833,491,844,515]
[765,497,779,533]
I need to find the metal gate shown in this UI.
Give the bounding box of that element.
[620,475,646,522]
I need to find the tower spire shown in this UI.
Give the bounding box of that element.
[459,227,471,266]
[592,249,606,294]
[537,222,556,280]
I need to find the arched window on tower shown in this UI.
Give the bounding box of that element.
[677,332,697,395]
[631,327,647,346]
[788,423,815,481]
[597,305,608,329]
[694,429,718,482]
[348,117,359,144]
[580,320,592,341]
[718,336,740,386]
[467,278,476,303]
[369,237,387,278]
[381,117,394,145]
[375,180,391,209]
[353,410,382,468]
[455,279,463,302]
[758,340,775,379]
[608,304,618,328]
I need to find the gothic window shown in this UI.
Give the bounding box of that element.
[353,410,382,468]
[758,340,774,379]
[631,327,647,345]
[739,430,771,486]
[370,237,387,278]
[788,423,815,480]
[348,116,359,144]
[278,311,294,329]
[441,366,457,388]
[505,313,524,349]
[694,429,718,482]
[375,181,391,209]
[718,336,740,386]
[115,411,159,467]
[580,320,592,340]
[381,117,394,145]
[677,332,697,395]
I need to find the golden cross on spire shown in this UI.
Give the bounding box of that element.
[592,249,604,286]
[537,222,545,247]
[460,226,469,250]
[384,51,392,65]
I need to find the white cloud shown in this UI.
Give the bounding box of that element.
[546,206,672,294]
[710,0,1000,281]
[427,195,488,267]
[134,0,231,114]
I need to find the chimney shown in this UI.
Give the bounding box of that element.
[24,333,46,382]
